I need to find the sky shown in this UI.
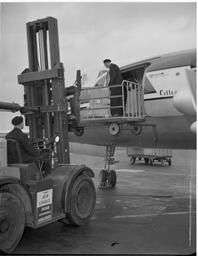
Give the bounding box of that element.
[0,2,196,132]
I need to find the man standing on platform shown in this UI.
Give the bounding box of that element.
[103,59,124,117]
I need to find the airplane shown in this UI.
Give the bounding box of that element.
[69,48,196,188]
[0,49,196,188]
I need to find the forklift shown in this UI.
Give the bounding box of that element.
[0,17,96,253]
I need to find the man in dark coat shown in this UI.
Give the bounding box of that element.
[6,116,50,165]
[103,59,124,116]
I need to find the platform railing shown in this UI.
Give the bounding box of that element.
[80,80,145,120]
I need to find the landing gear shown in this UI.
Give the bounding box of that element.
[98,145,118,189]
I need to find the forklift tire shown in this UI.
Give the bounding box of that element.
[66,174,96,227]
[0,192,25,254]
[108,170,117,188]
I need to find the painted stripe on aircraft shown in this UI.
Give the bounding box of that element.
[144,96,173,101]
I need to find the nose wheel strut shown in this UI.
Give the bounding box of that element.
[98,145,118,189]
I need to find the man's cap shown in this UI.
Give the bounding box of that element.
[12,116,23,126]
[103,59,111,63]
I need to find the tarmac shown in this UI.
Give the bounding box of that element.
[14,148,196,254]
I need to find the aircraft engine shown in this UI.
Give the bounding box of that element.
[173,68,196,117]
[190,121,196,133]
[173,88,196,116]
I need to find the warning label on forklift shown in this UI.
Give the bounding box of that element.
[37,189,53,223]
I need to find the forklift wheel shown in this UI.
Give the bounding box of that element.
[0,192,25,254]
[108,170,117,188]
[66,174,96,226]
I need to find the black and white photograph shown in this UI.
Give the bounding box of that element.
[0,1,196,255]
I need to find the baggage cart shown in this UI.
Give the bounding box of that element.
[127,147,172,166]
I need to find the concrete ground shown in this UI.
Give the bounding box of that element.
[14,149,196,254]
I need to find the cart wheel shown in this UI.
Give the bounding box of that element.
[161,160,165,167]
[131,125,142,135]
[168,159,172,166]
[108,170,117,188]
[74,127,84,136]
[109,123,120,136]
[0,192,25,254]
[144,158,149,165]
[130,157,136,165]
[149,159,153,165]
[66,174,96,226]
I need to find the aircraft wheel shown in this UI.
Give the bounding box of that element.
[168,159,172,166]
[0,192,25,254]
[108,170,117,188]
[99,169,108,187]
[66,174,96,226]
[130,157,136,165]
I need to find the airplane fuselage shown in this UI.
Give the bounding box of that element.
[69,49,196,150]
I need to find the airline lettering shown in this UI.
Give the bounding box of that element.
[159,89,177,96]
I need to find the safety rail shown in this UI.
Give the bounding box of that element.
[80,80,145,121]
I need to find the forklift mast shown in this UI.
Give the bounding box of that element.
[18,17,70,164]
